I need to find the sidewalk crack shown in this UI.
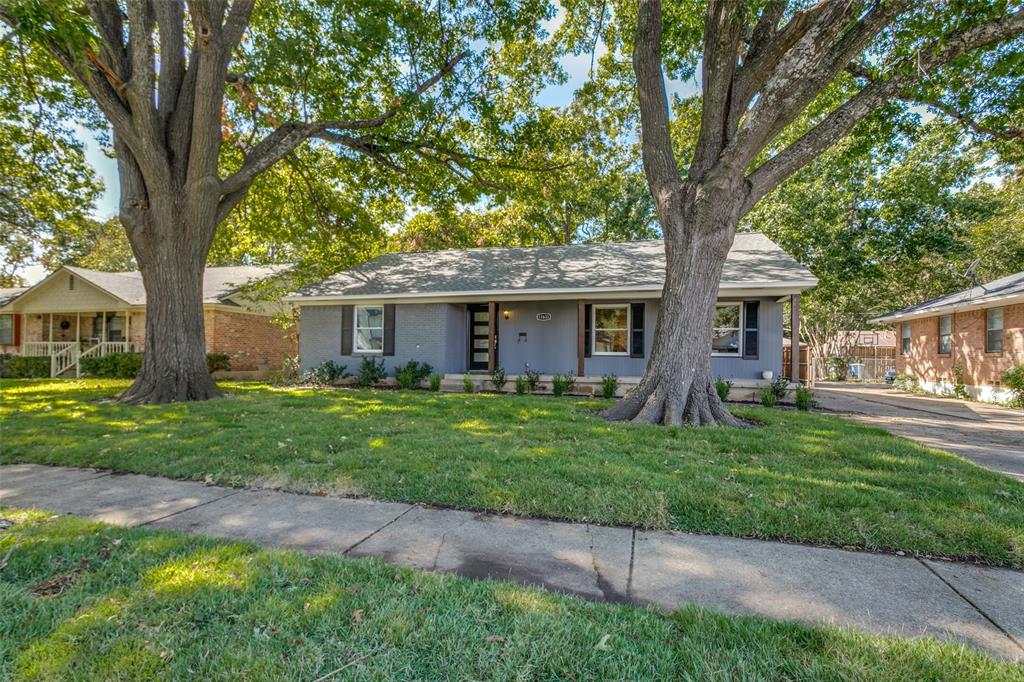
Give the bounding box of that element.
[916,557,1024,655]
[343,505,415,555]
[626,528,636,600]
[138,489,243,528]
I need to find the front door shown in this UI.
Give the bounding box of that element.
[467,304,493,371]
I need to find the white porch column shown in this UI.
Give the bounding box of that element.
[125,312,131,351]
[76,312,80,343]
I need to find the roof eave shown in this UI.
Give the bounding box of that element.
[871,290,1024,324]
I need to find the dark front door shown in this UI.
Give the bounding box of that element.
[467,304,492,371]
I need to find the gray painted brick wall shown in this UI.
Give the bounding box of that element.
[299,297,784,379]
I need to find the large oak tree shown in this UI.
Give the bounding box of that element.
[597,0,1024,425]
[2,0,555,402]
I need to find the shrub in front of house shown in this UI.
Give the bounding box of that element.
[489,366,507,392]
[768,375,789,402]
[462,375,474,393]
[795,385,814,411]
[523,365,540,393]
[428,372,442,392]
[1003,364,1024,407]
[395,360,432,390]
[714,378,732,402]
[759,386,777,408]
[0,354,49,378]
[357,357,387,387]
[514,375,527,395]
[601,374,618,399]
[892,373,917,391]
[303,360,347,386]
[206,353,232,374]
[551,372,576,397]
[80,352,144,378]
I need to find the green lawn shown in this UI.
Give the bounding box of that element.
[1,508,1018,680]
[2,379,1022,568]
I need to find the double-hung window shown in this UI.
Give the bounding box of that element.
[901,322,911,355]
[937,315,952,355]
[0,315,12,345]
[354,305,384,353]
[593,304,629,355]
[986,307,1004,353]
[711,303,742,355]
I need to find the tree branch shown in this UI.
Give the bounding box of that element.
[743,8,1024,213]
[905,96,1024,142]
[154,0,186,126]
[218,50,471,197]
[633,0,681,214]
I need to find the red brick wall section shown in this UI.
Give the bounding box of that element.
[897,303,1023,387]
[203,308,297,371]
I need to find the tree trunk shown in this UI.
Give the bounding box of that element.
[601,181,744,427]
[117,212,221,404]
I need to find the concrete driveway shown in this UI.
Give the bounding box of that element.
[814,383,1024,480]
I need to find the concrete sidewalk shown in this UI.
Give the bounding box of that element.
[2,463,1023,661]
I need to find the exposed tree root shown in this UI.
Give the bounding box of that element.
[601,370,745,428]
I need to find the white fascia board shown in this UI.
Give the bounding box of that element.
[871,291,1024,324]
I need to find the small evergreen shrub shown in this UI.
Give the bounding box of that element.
[952,363,970,400]
[1003,364,1024,407]
[551,372,576,397]
[428,372,442,392]
[79,352,143,378]
[523,365,541,393]
[357,357,387,387]
[514,375,527,395]
[892,373,917,391]
[463,375,474,393]
[206,353,232,373]
[394,360,432,389]
[601,374,619,399]
[714,378,732,402]
[769,375,790,401]
[303,360,347,386]
[490,366,508,392]
[759,386,777,408]
[0,354,49,378]
[795,385,814,411]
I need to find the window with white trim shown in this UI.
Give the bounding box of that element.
[711,303,742,355]
[0,314,12,345]
[593,304,629,355]
[986,307,1004,353]
[901,322,911,355]
[938,315,952,355]
[354,305,384,353]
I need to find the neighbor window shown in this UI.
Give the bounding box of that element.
[901,322,911,355]
[354,305,384,352]
[986,307,1004,353]
[593,304,629,355]
[711,303,742,355]
[0,315,12,345]
[938,315,952,355]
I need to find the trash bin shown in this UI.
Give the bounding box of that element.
[849,363,864,381]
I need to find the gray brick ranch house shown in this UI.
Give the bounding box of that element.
[286,233,817,394]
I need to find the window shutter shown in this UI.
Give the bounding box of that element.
[341,305,354,355]
[383,304,396,356]
[630,303,645,358]
[13,314,21,347]
[743,301,759,359]
[584,304,593,358]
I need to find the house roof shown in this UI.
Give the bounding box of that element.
[5,265,290,310]
[0,287,27,307]
[289,233,817,303]
[872,271,1024,324]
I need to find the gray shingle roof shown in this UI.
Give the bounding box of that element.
[60,265,291,306]
[873,270,1024,323]
[291,233,816,300]
[0,287,27,307]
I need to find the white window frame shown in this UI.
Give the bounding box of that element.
[901,321,911,355]
[0,314,12,345]
[353,304,385,354]
[986,307,1004,353]
[592,303,630,356]
[711,302,743,357]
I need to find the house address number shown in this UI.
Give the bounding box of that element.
[536,312,552,322]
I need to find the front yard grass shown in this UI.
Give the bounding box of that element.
[1,508,1018,680]
[2,379,1022,567]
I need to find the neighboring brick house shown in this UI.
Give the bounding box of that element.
[873,271,1024,403]
[0,265,296,377]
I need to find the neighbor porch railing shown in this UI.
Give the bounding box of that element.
[24,341,76,357]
